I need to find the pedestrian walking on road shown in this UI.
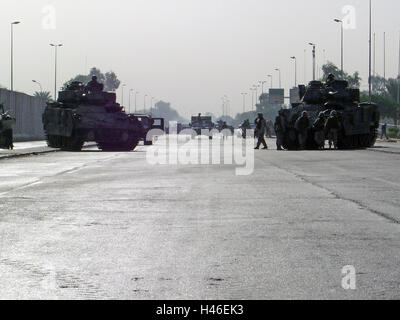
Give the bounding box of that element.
[295,111,311,150]
[325,110,340,150]
[254,113,268,150]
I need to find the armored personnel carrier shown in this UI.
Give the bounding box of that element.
[0,103,16,150]
[43,81,145,151]
[190,114,215,138]
[280,80,380,150]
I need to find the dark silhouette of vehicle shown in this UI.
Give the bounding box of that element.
[42,81,145,151]
[280,80,380,150]
[0,103,16,150]
[131,114,165,145]
[189,115,215,139]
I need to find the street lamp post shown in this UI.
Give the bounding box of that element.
[50,43,63,100]
[309,43,316,81]
[383,32,386,79]
[267,75,273,88]
[290,57,297,87]
[334,19,344,74]
[275,69,281,88]
[144,94,148,112]
[129,89,134,114]
[241,93,247,113]
[11,21,21,92]
[134,91,139,113]
[259,81,267,94]
[121,84,126,106]
[250,89,255,111]
[32,80,43,92]
[368,0,372,103]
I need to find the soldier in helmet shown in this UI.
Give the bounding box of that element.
[326,73,336,88]
[240,119,251,139]
[324,110,340,150]
[295,111,311,150]
[254,113,268,150]
[86,76,104,92]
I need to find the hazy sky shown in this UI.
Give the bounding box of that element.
[2,0,400,118]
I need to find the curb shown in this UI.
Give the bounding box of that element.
[0,144,97,161]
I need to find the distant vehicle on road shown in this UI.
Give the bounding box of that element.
[0,103,16,150]
[43,81,146,151]
[189,114,215,139]
[131,114,165,145]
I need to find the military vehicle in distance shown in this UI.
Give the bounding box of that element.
[190,114,215,139]
[43,81,146,151]
[131,114,165,145]
[280,80,380,150]
[0,103,16,150]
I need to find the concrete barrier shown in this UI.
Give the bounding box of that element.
[0,89,46,141]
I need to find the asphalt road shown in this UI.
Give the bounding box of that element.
[0,138,399,300]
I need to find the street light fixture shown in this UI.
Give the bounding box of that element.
[32,80,43,92]
[334,19,344,74]
[11,21,21,92]
[290,57,297,87]
[309,43,316,81]
[50,43,63,100]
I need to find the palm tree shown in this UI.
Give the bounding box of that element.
[34,91,52,102]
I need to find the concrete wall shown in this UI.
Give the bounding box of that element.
[0,89,46,141]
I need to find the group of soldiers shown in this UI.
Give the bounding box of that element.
[240,109,341,151]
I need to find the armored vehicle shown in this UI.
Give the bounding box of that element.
[190,115,215,138]
[43,81,145,151]
[280,80,380,150]
[0,104,16,150]
[131,114,165,145]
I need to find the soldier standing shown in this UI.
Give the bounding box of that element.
[86,76,104,92]
[274,110,286,150]
[324,110,340,150]
[313,112,326,150]
[254,113,268,150]
[295,111,311,150]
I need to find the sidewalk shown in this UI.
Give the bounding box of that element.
[0,141,57,160]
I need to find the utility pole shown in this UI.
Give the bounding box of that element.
[50,43,63,100]
[129,89,134,114]
[397,31,400,106]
